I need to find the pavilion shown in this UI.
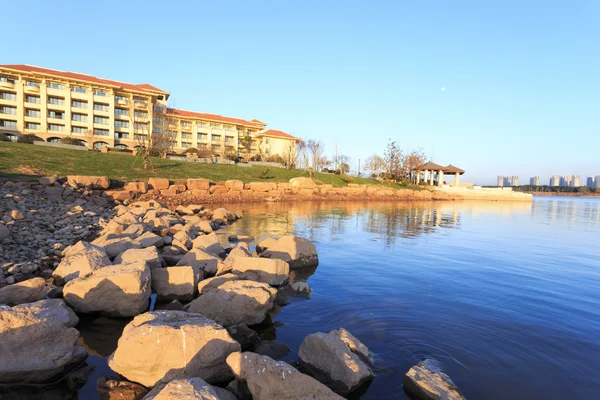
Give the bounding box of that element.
[415,162,465,187]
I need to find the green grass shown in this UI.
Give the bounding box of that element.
[0,141,413,189]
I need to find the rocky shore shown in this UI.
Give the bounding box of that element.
[0,176,465,399]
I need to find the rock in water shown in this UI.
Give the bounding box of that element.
[108,311,240,387]
[197,274,239,295]
[226,352,343,400]
[0,304,87,383]
[63,261,151,317]
[96,377,149,400]
[142,377,221,399]
[403,359,466,400]
[0,277,48,306]
[225,256,290,286]
[260,235,318,268]
[226,324,259,351]
[188,280,277,327]
[52,241,111,285]
[298,328,374,395]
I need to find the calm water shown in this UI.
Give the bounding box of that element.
[73,197,600,399]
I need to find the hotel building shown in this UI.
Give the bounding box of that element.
[0,64,300,160]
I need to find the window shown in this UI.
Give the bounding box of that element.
[181,122,191,129]
[0,120,17,128]
[197,121,209,129]
[72,113,88,122]
[26,81,40,88]
[115,108,128,116]
[154,105,165,113]
[72,126,87,134]
[153,128,162,134]
[134,134,146,141]
[199,143,207,149]
[211,124,221,130]
[134,111,147,118]
[94,116,109,125]
[0,92,16,101]
[224,125,234,131]
[26,109,41,118]
[72,86,86,94]
[26,95,40,104]
[115,120,129,128]
[265,138,270,144]
[94,103,109,112]
[181,142,190,149]
[0,76,15,84]
[115,95,128,101]
[197,133,207,141]
[134,122,147,131]
[181,133,191,140]
[0,106,16,115]
[93,128,109,136]
[25,122,40,130]
[48,96,65,105]
[115,132,129,139]
[48,124,65,131]
[49,82,65,90]
[48,110,65,119]
[133,98,147,104]
[225,136,234,143]
[211,134,221,141]
[94,90,108,96]
[72,100,88,108]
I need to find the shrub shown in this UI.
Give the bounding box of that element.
[60,137,85,146]
[0,133,10,142]
[184,147,198,154]
[266,154,285,164]
[17,134,43,144]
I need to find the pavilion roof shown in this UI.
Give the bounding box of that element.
[443,164,465,174]
[418,161,446,170]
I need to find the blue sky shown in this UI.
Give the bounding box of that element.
[5,0,599,184]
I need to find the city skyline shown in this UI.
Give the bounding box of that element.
[497,174,600,187]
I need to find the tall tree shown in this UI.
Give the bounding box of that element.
[132,105,176,170]
[239,132,254,162]
[364,154,386,177]
[383,139,403,181]
[404,148,427,183]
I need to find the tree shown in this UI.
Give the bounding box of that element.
[306,139,325,173]
[404,148,427,183]
[282,140,299,169]
[132,105,177,170]
[297,140,309,169]
[239,132,254,162]
[383,139,403,181]
[364,154,386,178]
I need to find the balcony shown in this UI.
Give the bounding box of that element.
[0,81,15,89]
[116,99,129,106]
[181,124,192,131]
[24,85,40,94]
[70,90,88,100]
[134,101,148,110]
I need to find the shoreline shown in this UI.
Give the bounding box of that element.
[525,192,600,198]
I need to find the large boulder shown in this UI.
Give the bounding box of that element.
[225,180,244,191]
[63,261,151,317]
[67,175,110,189]
[138,232,164,248]
[212,208,237,222]
[148,178,170,190]
[188,280,277,327]
[255,236,279,254]
[226,352,343,400]
[226,324,259,352]
[151,266,202,301]
[260,235,318,268]
[114,247,162,270]
[187,178,211,190]
[246,182,277,192]
[197,274,239,295]
[226,256,290,286]
[52,241,111,285]
[93,235,142,259]
[0,304,87,383]
[289,177,316,189]
[108,311,240,387]
[0,277,48,306]
[12,299,79,328]
[404,360,466,400]
[176,248,220,275]
[142,377,221,400]
[298,328,374,395]
[192,233,226,257]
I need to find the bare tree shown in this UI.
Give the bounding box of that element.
[364,154,386,177]
[296,140,309,169]
[404,148,427,183]
[282,140,299,169]
[383,139,403,181]
[306,139,325,173]
[132,104,176,170]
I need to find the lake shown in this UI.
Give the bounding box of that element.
[76,197,600,399]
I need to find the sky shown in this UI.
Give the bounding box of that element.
[4,0,599,185]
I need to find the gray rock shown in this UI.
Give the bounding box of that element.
[404,360,466,400]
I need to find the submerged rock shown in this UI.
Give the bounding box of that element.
[260,235,318,268]
[403,359,466,400]
[108,311,240,387]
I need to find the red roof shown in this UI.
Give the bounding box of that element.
[250,119,266,125]
[0,64,169,95]
[168,108,265,128]
[261,129,300,140]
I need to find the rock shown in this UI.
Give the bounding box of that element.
[67,175,110,189]
[289,177,316,189]
[122,223,147,237]
[187,178,211,190]
[124,181,149,194]
[226,323,260,351]
[188,280,277,327]
[197,220,214,234]
[227,242,252,258]
[254,340,291,360]
[142,377,221,400]
[39,175,58,185]
[175,205,195,216]
[10,210,24,220]
[192,233,226,257]
[212,386,238,400]
[332,327,374,366]
[93,235,142,259]
[255,236,278,254]
[63,261,151,317]
[228,234,254,242]
[246,182,277,192]
[261,235,318,268]
[154,299,184,311]
[0,277,48,305]
[152,266,202,301]
[0,224,9,242]
[212,208,237,222]
[108,311,240,387]
[138,232,164,248]
[226,352,343,399]
[298,329,374,395]
[225,180,244,191]
[176,248,220,275]
[226,256,290,286]
[197,273,239,295]
[226,380,252,400]
[404,360,465,400]
[114,247,162,270]
[52,241,111,285]
[96,376,150,400]
[13,299,79,328]
[290,281,312,295]
[148,178,170,190]
[0,304,87,383]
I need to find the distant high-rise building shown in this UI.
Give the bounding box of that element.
[571,175,581,187]
[560,176,572,187]
[497,176,504,187]
[595,175,600,188]
[587,177,596,187]
[550,175,560,186]
[512,176,519,186]
[530,176,540,186]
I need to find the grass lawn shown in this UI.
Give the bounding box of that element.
[0,141,411,189]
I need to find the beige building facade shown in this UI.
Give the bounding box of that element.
[0,64,300,160]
